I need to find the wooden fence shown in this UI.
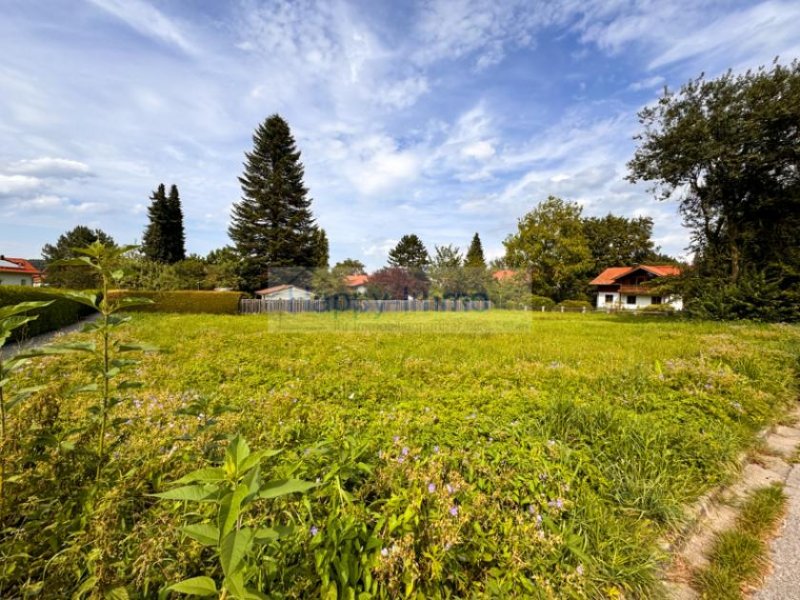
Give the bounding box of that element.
[239,298,493,314]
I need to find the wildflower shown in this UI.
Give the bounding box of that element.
[536,514,543,527]
[444,542,452,550]
[310,526,319,536]
[449,505,459,517]
[556,498,564,509]
[316,477,321,483]
[381,547,389,557]
[397,457,404,464]
[401,447,409,456]
[433,445,440,453]
[576,564,584,576]
[547,439,556,447]
[427,483,436,493]
[446,484,454,494]
[528,505,536,514]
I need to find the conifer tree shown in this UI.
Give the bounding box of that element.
[142,184,170,263]
[387,234,429,269]
[465,233,486,269]
[229,114,324,290]
[165,184,186,263]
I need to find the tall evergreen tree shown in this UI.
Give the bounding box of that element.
[387,234,429,269]
[465,233,486,269]
[142,184,170,263]
[311,227,329,268]
[165,184,186,263]
[229,114,324,290]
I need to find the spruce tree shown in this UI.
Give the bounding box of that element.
[387,234,429,269]
[465,233,486,269]
[142,184,170,263]
[229,114,324,290]
[165,184,186,263]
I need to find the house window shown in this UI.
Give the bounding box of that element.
[652,296,662,305]
[626,295,636,305]
[604,294,613,304]
[20,278,28,286]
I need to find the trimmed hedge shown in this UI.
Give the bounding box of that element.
[529,295,556,309]
[108,290,244,314]
[0,286,96,344]
[557,299,593,310]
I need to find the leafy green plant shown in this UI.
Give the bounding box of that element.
[0,300,53,512]
[39,242,156,476]
[155,434,318,598]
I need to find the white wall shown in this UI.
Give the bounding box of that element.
[260,286,313,300]
[596,291,683,310]
[0,273,33,286]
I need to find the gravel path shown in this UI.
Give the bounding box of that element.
[755,465,800,600]
[2,313,100,358]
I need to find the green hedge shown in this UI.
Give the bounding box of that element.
[0,286,96,344]
[108,290,243,314]
[557,299,594,310]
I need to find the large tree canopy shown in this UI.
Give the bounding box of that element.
[504,196,593,302]
[42,226,115,288]
[229,114,326,291]
[582,214,660,273]
[628,60,800,320]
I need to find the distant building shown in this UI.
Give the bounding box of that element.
[254,284,313,300]
[0,256,42,287]
[344,274,369,295]
[590,265,682,310]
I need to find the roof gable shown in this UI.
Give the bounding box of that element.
[590,265,681,285]
[0,256,41,275]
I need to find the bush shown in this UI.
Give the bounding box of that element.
[108,290,243,314]
[641,304,676,314]
[529,295,556,309]
[0,286,96,343]
[557,299,593,310]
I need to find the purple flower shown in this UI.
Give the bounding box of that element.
[401,447,409,456]
[393,435,400,442]
[310,526,319,536]
[528,505,536,514]
[556,499,564,509]
[449,505,459,517]
[536,514,543,527]
[397,456,404,464]
[427,483,436,493]
[433,445,440,453]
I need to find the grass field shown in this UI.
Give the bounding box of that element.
[3,311,799,598]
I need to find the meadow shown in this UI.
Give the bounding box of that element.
[2,311,799,598]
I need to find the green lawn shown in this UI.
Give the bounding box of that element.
[3,311,799,598]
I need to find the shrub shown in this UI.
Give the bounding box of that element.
[529,295,556,309]
[108,290,243,314]
[641,304,676,314]
[0,286,96,343]
[557,299,593,310]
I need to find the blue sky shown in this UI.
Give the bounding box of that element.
[2,0,799,270]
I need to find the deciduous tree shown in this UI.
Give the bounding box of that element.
[41,226,115,288]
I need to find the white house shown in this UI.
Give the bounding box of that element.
[254,284,313,300]
[0,256,42,287]
[344,274,369,295]
[590,265,683,310]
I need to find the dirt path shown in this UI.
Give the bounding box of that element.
[2,313,99,358]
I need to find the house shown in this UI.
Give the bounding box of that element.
[492,269,517,282]
[254,284,313,300]
[344,274,369,295]
[0,256,42,287]
[590,265,682,310]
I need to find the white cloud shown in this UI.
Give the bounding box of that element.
[86,0,199,55]
[628,75,665,91]
[7,157,92,179]
[0,174,42,197]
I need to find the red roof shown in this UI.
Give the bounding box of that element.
[492,269,517,282]
[344,274,369,287]
[0,256,42,277]
[255,284,304,296]
[590,265,682,285]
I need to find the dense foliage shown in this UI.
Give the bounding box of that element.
[387,234,430,270]
[108,290,244,314]
[1,312,798,597]
[0,286,96,343]
[142,183,186,264]
[628,60,800,321]
[229,114,327,292]
[41,226,115,288]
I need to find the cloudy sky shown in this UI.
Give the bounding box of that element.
[2,0,799,269]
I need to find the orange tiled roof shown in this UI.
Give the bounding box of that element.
[344,274,369,287]
[0,256,41,276]
[492,269,517,281]
[590,265,681,286]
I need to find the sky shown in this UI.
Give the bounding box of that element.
[2,0,799,270]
